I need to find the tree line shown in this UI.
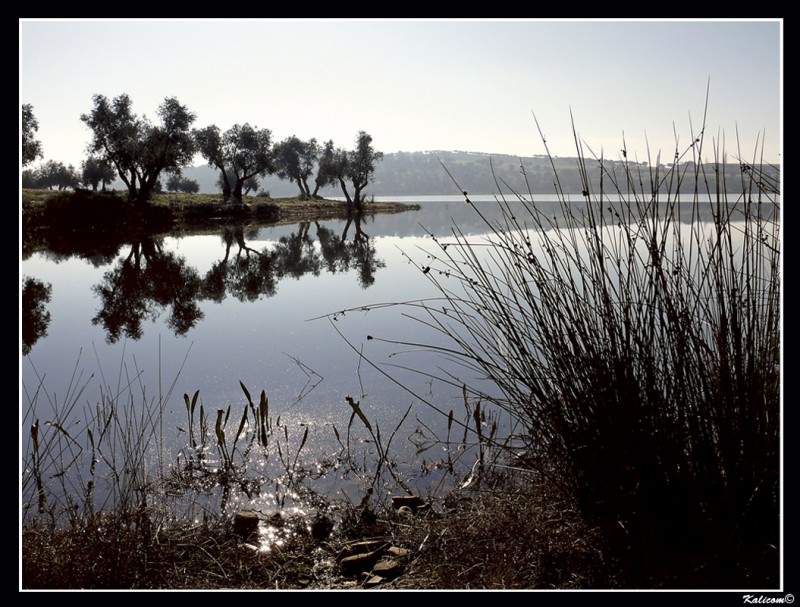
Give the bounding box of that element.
[22,96,383,214]
[23,98,779,201]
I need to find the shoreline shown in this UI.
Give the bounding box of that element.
[21,190,420,255]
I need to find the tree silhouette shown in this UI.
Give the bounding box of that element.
[201,227,278,303]
[272,222,322,280]
[28,160,80,190]
[40,217,385,344]
[314,217,384,288]
[22,104,43,166]
[22,276,52,355]
[81,156,116,191]
[194,124,274,203]
[274,135,318,198]
[81,94,196,204]
[91,238,204,342]
[166,172,200,193]
[340,215,385,288]
[336,131,383,214]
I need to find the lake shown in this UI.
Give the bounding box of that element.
[21,193,774,518]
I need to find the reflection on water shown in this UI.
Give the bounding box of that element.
[92,237,205,342]
[21,277,52,355]
[31,215,385,345]
[22,195,775,520]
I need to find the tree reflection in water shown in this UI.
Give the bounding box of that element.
[86,216,385,344]
[273,222,321,280]
[22,277,52,355]
[91,238,204,343]
[316,215,385,288]
[203,226,279,303]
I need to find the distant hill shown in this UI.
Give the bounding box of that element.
[120,151,780,197]
[368,151,780,197]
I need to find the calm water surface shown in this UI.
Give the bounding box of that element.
[21,194,764,512]
[21,196,532,506]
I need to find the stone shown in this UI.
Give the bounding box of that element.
[310,515,334,540]
[373,557,403,580]
[391,495,426,511]
[363,575,385,588]
[336,539,387,563]
[340,549,382,577]
[386,546,410,559]
[232,511,259,538]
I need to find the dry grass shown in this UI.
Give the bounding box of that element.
[22,462,617,590]
[23,510,327,589]
[387,467,618,589]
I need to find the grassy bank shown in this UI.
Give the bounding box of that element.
[21,189,419,261]
[21,189,418,231]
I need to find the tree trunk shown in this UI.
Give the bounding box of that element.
[232,179,244,203]
[338,178,353,214]
[220,167,232,202]
[136,173,159,205]
[135,188,150,205]
[353,184,364,214]
[125,170,139,202]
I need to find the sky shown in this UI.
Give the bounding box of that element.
[19,18,782,171]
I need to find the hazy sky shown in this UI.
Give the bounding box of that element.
[19,18,782,170]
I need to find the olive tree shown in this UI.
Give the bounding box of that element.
[336,131,383,214]
[81,94,196,203]
[36,160,80,190]
[274,135,318,199]
[22,104,43,166]
[166,173,200,194]
[81,155,116,191]
[194,123,274,203]
[215,173,259,196]
[312,139,339,198]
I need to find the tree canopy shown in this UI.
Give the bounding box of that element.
[166,173,201,194]
[81,156,116,191]
[80,94,196,203]
[194,123,274,203]
[274,136,318,199]
[312,139,340,198]
[24,160,80,190]
[336,131,383,214]
[22,104,43,166]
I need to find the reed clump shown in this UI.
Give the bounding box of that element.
[379,112,781,587]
